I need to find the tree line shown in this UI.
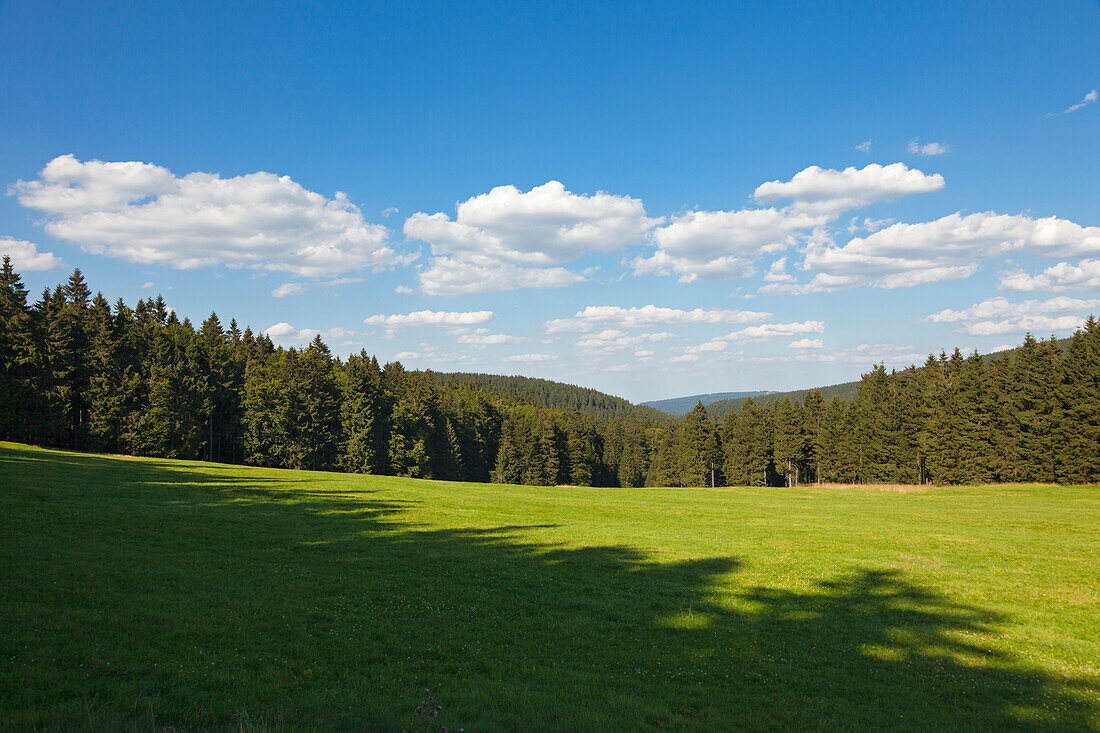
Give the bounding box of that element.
[2,261,1097,486]
[650,326,1100,487]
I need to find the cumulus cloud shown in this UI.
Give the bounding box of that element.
[11,154,411,277]
[545,304,771,333]
[796,211,1100,292]
[667,321,824,362]
[907,139,950,156]
[925,296,1100,335]
[1001,259,1100,293]
[847,216,895,234]
[387,342,473,364]
[752,343,923,366]
[417,257,586,296]
[855,140,872,153]
[789,338,823,349]
[363,310,494,329]
[763,257,795,284]
[0,236,64,271]
[574,329,674,352]
[753,163,944,217]
[263,322,359,346]
[503,353,557,363]
[1052,89,1097,115]
[272,282,307,298]
[405,180,653,295]
[271,277,363,298]
[632,164,942,284]
[724,321,825,341]
[454,328,526,346]
[635,207,820,282]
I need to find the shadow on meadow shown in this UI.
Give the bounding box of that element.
[1,446,1096,731]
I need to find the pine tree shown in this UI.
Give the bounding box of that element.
[338,351,385,473]
[676,402,720,486]
[1055,317,1100,482]
[801,390,824,484]
[772,397,805,487]
[0,257,35,441]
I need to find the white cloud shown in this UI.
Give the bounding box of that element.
[265,323,359,344]
[636,207,820,282]
[389,342,472,364]
[724,321,825,341]
[1053,89,1097,115]
[141,281,155,289]
[11,154,411,277]
[789,338,823,349]
[363,310,494,329]
[763,257,795,284]
[503,353,557,363]
[907,139,950,156]
[575,329,674,352]
[545,304,771,333]
[632,163,940,285]
[925,296,1100,335]
[380,206,399,218]
[753,163,944,217]
[0,236,63,271]
[417,257,586,296]
[265,322,359,345]
[272,282,307,298]
[406,180,653,295]
[325,327,358,340]
[454,328,526,346]
[271,277,363,298]
[758,272,859,296]
[752,344,924,366]
[1001,259,1100,292]
[394,284,414,294]
[798,211,1100,291]
[847,216,895,234]
[855,140,872,153]
[667,321,824,362]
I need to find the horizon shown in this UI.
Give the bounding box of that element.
[2,1,1098,402]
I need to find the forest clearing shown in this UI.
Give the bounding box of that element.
[2,442,1097,731]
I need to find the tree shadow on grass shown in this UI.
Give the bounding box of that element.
[1,445,1096,731]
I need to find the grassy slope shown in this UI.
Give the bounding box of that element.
[1,442,1097,732]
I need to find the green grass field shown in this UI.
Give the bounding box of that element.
[2,442,1098,731]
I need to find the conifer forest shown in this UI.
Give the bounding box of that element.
[2,260,1098,488]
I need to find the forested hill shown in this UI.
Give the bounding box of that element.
[434,372,668,422]
[641,391,773,416]
[3,261,1097,489]
[708,382,859,418]
[706,337,1076,419]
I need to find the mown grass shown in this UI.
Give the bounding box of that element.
[1,441,1098,731]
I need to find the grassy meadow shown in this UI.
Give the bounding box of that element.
[1,441,1098,731]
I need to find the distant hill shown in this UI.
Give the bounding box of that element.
[641,391,774,416]
[707,382,859,418]
[706,335,1076,419]
[433,372,669,422]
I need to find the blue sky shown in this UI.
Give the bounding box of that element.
[1,0,1098,402]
